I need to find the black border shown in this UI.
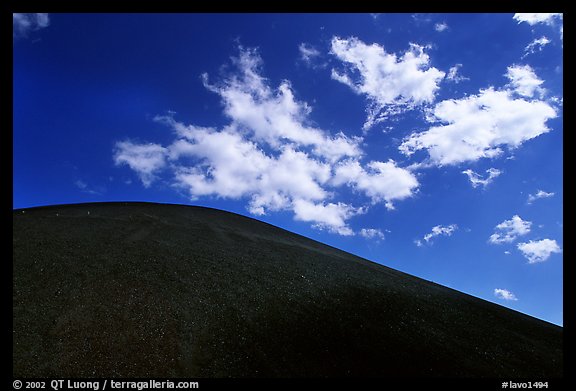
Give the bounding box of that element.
[7,2,572,389]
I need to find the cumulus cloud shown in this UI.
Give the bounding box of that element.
[527,189,555,204]
[115,46,419,235]
[329,36,445,130]
[293,199,361,236]
[13,13,49,39]
[494,288,518,301]
[488,215,532,244]
[113,141,168,187]
[522,36,551,58]
[513,13,562,26]
[505,64,546,98]
[417,224,458,245]
[399,67,557,166]
[332,159,419,210]
[158,115,333,208]
[462,168,502,188]
[517,239,562,263]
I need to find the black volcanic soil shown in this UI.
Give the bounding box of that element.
[13,202,562,378]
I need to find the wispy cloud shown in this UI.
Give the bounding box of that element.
[517,239,562,264]
[434,22,449,32]
[462,168,502,189]
[359,228,385,240]
[445,64,469,83]
[494,288,518,301]
[488,215,532,244]
[201,47,362,163]
[330,36,445,130]
[75,180,88,190]
[527,189,555,204]
[13,13,49,39]
[513,13,562,26]
[74,180,104,195]
[522,36,551,58]
[298,43,321,64]
[416,224,458,246]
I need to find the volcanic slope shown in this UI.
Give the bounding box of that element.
[13,202,562,378]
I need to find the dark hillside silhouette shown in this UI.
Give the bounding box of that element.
[13,202,562,377]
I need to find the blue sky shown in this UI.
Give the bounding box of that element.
[13,13,563,325]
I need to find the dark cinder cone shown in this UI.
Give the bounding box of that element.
[13,202,563,378]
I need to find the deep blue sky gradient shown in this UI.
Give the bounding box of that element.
[13,13,564,325]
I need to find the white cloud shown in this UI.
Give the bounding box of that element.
[168,128,275,200]
[113,141,168,187]
[332,159,419,210]
[202,47,362,163]
[292,199,360,236]
[513,13,562,26]
[489,215,532,244]
[359,228,385,240]
[462,168,502,188]
[115,47,420,236]
[517,239,562,263]
[434,22,449,32]
[445,64,469,83]
[330,36,445,130]
[527,189,555,204]
[418,224,458,245]
[13,13,49,39]
[513,14,563,48]
[522,36,551,58]
[298,43,321,63]
[505,64,546,98]
[399,82,557,166]
[494,288,518,301]
[159,117,332,206]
